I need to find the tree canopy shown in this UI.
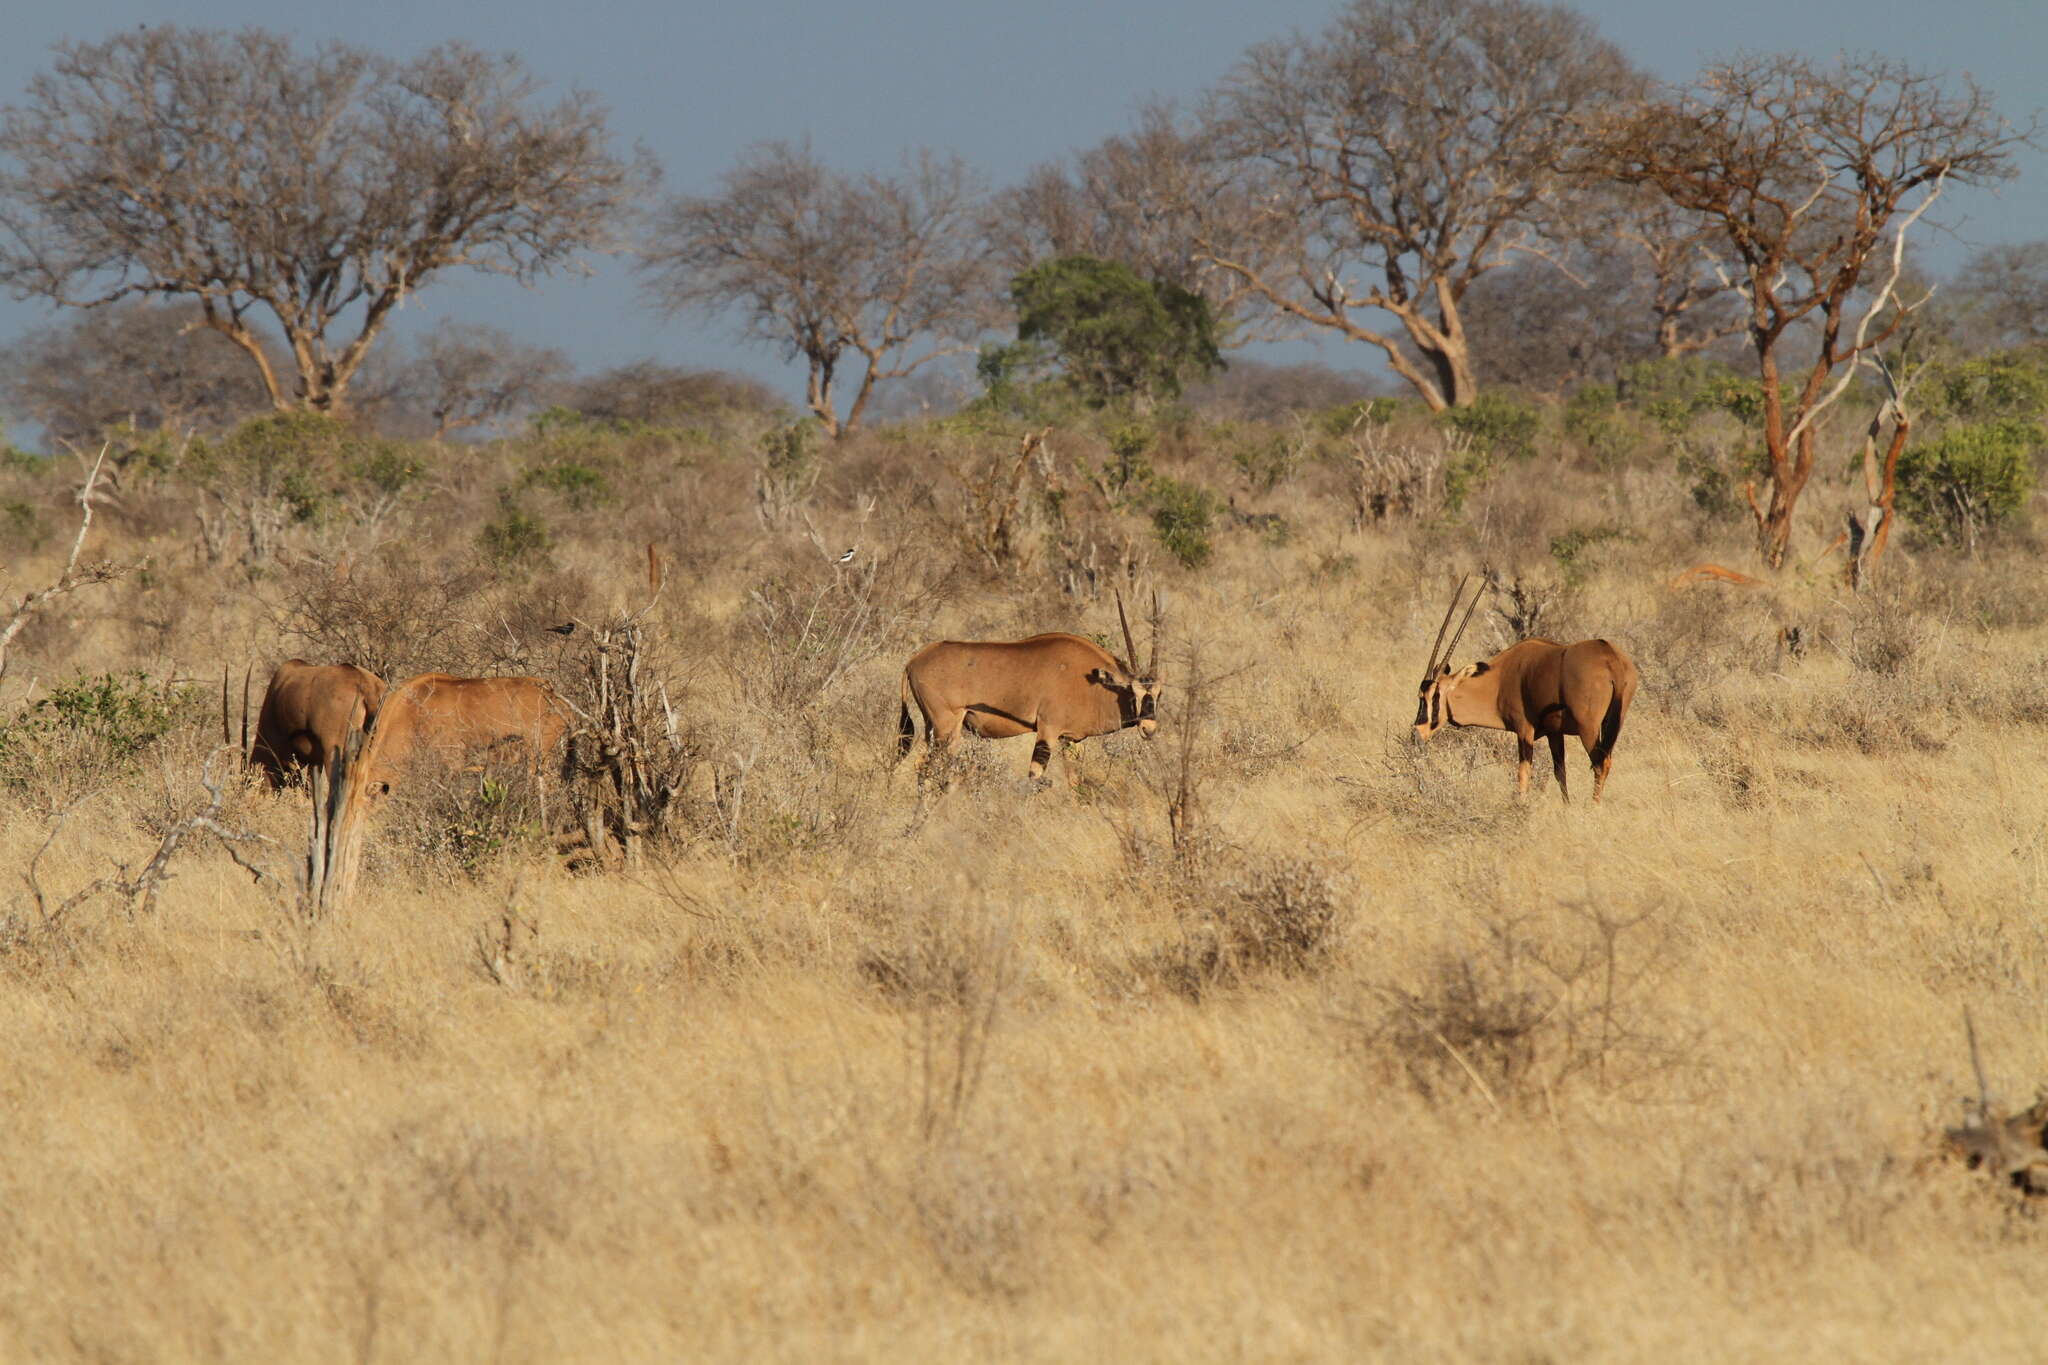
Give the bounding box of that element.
[0,27,650,415]
[995,256,1223,410]
[640,142,995,437]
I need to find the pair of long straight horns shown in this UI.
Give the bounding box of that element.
[1424,575,1483,677]
[1115,589,1160,676]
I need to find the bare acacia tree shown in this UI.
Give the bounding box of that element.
[1943,241,2048,351]
[0,28,651,415]
[1615,195,1750,361]
[1460,197,1746,391]
[0,300,275,449]
[641,142,995,437]
[394,322,568,439]
[1199,0,1645,410]
[1584,54,2028,567]
[562,362,787,426]
[991,104,1270,338]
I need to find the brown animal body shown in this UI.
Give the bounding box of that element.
[359,673,572,797]
[1412,581,1639,803]
[897,599,1160,781]
[248,659,386,788]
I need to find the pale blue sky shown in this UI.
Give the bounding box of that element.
[1,0,2043,413]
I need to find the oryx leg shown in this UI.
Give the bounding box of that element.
[1548,733,1570,804]
[1515,734,1535,796]
[919,708,966,788]
[1028,723,1058,782]
[1589,744,1616,805]
[1577,719,1614,805]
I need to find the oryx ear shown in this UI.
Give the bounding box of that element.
[1086,667,1116,688]
[1466,661,1490,676]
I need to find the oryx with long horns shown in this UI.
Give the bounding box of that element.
[897,591,1163,782]
[1412,577,1639,803]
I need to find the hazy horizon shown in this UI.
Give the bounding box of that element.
[0,0,2042,436]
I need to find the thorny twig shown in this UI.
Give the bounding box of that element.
[0,445,141,682]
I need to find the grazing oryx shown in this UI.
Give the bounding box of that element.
[238,659,387,789]
[1412,578,1639,803]
[357,673,573,800]
[898,593,1161,782]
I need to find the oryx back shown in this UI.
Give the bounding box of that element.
[362,673,571,797]
[251,659,386,788]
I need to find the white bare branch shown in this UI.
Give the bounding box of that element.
[1784,171,1948,450]
[0,444,134,683]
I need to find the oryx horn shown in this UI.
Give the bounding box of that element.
[1425,575,1472,674]
[1116,590,1140,672]
[1146,589,1161,676]
[240,664,255,763]
[1443,579,1483,666]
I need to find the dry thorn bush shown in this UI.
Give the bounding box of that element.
[1366,901,1698,1112]
[1151,852,1352,1001]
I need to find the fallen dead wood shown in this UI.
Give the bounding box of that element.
[1942,1011,2048,1196]
[1667,563,1766,590]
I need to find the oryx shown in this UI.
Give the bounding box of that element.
[238,659,387,789]
[1412,578,1639,803]
[897,593,1161,782]
[356,673,574,800]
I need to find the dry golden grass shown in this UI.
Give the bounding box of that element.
[2,417,2046,1362]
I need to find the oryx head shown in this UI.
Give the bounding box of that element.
[1414,576,1482,740]
[1092,591,1163,738]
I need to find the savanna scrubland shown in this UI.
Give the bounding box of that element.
[1,357,2046,1362]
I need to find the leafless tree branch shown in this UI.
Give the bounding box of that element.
[0,28,651,415]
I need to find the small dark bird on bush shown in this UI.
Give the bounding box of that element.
[546,622,576,636]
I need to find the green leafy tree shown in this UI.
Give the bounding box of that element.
[1895,419,2038,551]
[1006,256,1223,410]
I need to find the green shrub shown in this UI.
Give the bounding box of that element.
[354,443,424,498]
[1149,475,1220,568]
[1917,351,2048,425]
[478,498,554,569]
[1676,448,1739,519]
[1618,356,1781,436]
[1549,524,1626,586]
[1895,419,2039,547]
[33,672,189,755]
[1439,393,1541,462]
[521,461,613,510]
[1314,397,1401,438]
[0,671,196,787]
[1562,384,1618,446]
[1441,446,1495,516]
[2,500,43,550]
[1102,422,1157,505]
[178,411,424,535]
[1229,429,1298,494]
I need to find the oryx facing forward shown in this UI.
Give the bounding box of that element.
[1412,578,1639,803]
[898,593,1161,782]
